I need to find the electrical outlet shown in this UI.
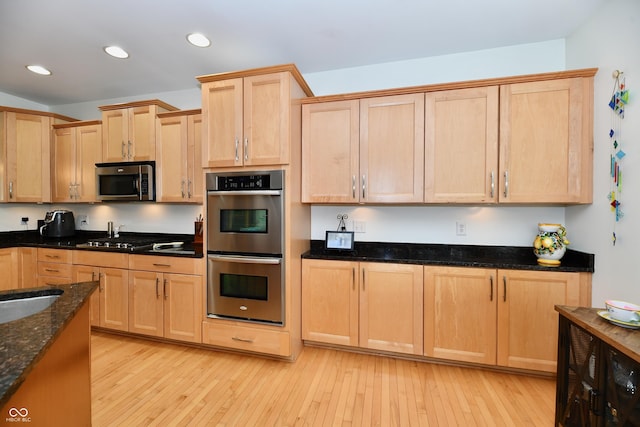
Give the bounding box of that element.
[456,221,467,236]
[78,215,89,227]
[20,217,29,225]
[354,221,366,233]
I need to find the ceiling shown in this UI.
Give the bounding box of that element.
[0,0,607,106]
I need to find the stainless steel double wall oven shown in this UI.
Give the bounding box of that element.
[206,170,285,325]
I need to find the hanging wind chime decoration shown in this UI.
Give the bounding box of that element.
[608,70,629,245]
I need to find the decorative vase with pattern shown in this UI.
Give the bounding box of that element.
[533,223,569,266]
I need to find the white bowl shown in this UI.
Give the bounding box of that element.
[605,300,640,323]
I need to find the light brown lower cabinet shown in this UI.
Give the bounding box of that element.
[302,259,424,356]
[304,259,591,373]
[128,255,203,343]
[37,248,73,286]
[73,251,129,332]
[0,247,37,290]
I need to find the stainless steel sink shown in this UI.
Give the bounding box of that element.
[0,291,62,324]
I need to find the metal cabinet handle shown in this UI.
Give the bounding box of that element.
[503,276,507,302]
[232,336,254,343]
[121,141,126,159]
[234,138,239,161]
[8,181,13,199]
[352,267,355,290]
[46,254,61,259]
[503,171,509,198]
[362,268,365,291]
[181,180,186,198]
[362,175,366,199]
[128,140,132,160]
[44,268,59,273]
[155,278,160,298]
[244,138,248,162]
[187,180,192,198]
[152,263,172,268]
[163,279,168,300]
[490,275,494,301]
[352,176,356,199]
[490,171,495,199]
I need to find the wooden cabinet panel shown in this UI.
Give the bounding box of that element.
[129,270,164,337]
[73,264,101,326]
[201,71,301,168]
[360,94,425,203]
[99,267,129,331]
[129,254,203,275]
[0,249,18,290]
[424,266,497,365]
[164,273,202,343]
[202,321,291,356]
[359,262,424,355]
[499,77,593,203]
[496,269,584,373]
[156,111,202,203]
[52,122,101,202]
[37,248,73,287]
[302,100,359,203]
[425,87,499,203]
[4,112,52,202]
[100,101,176,162]
[301,259,359,346]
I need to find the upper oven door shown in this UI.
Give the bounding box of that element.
[207,189,283,255]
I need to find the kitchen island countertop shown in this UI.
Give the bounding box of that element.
[0,281,98,408]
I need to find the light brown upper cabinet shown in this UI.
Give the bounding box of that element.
[0,108,76,203]
[198,64,313,169]
[302,94,425,203]
[424,87,499,203]
[301,68,596,205]
[99,100,177,162]
[156,110,203,203]
[302,100,359,203]
[499,77,593,203]
[52,121,102,202]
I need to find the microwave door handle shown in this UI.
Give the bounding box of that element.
[208,254,281,265]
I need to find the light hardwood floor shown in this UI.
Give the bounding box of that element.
[91,332,556,426]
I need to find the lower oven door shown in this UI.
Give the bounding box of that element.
[207,254,284,325]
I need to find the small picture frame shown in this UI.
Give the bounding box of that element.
[325,231,355,251]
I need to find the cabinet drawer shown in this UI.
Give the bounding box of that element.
[38,261,73,278]
[73,251,128,269]
[202,321,290,357]
[129,255,203,275]
[37,276,73,286]
[37,248,73,263]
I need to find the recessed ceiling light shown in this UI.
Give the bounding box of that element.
[186,33,211,48]
[104,46,129,59]
[26,65,52,76]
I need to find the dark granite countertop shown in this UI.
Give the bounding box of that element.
[0,230,203,258]
[0,281,98,408]
[303,240,594,272]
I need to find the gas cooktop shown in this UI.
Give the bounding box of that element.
[76,236,163,251]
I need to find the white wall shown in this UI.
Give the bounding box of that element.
[565,0,640,305]
[307,40,568,246]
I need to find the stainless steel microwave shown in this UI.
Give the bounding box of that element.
[95,161,155,201]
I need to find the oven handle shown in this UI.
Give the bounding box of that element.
[207,190,282,196]
[208,254,282,265]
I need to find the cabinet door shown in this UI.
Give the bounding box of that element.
[360,94,424,203]
[52,127,75,202]
[0,249,18,291]
[499,77,593,203]
[301,259,359,346]
[243,72,289,166]
[100,267,129,331]
[129,270,164,337]
[102,109,128,162]
[129,106,156,161]
[6,112,51,202]
[187,114,203,203]
[360,262,423,355]
[156,115,188,202]
[425,87,499,203]
[497,269,582,373]
[424,266,497,365]
[18,248,37,289]
[201,78,243,168]
[74,265,101,326]
[164,273,203,343]
[302,100,360,203]
[75,124,101,202]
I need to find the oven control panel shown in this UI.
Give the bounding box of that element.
[208,170,284,191]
